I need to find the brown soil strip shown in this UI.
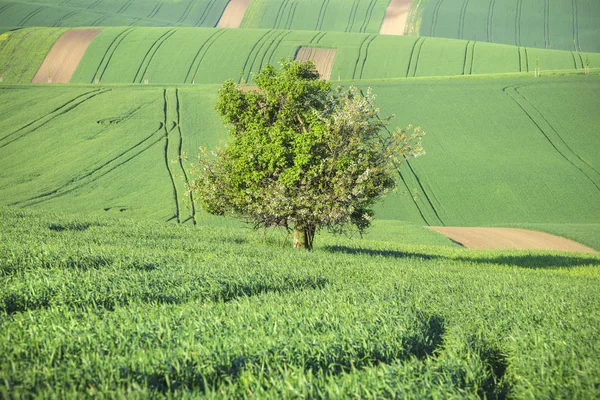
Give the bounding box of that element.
[429,227,597,253]
[216,0,251,28]
[32,29,101,83]
[380,0,413,35]
[295,47,337,80]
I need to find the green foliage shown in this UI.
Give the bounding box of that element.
[1,207,600,397]
[190,60,424,246]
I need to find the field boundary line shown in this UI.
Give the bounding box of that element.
[185,29,226,84]
[132,29,176,84]
[91,27,135,83]
[504,86,600,191]
[175,89,197,225]
[0,89,110,150]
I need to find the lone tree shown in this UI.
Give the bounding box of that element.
[190,60,424,250]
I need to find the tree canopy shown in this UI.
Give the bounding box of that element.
[190,60,424,249]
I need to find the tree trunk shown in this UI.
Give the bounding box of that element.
[293,225,316,250]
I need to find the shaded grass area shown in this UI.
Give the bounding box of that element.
[1,207,599,397]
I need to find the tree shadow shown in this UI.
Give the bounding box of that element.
[323,245,600,269]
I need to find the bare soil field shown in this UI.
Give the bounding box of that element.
[429,227,598,253]
[295,47,337,80]
[216,0,251,28]
[32,29,101,83]
[380,0,412,35]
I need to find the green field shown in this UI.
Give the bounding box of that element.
[418,0,600,53]
[1,207,599,397]
[241,0,389,33]
[1,0,599,397]
[2,27,599,85]
[0,0,230,28]
[1,76,599,248]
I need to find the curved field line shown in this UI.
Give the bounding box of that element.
[133,29,176,83]
[407,37,425,77]
[239,29,275,83]
[91,15,109,26]
[185,29,226,83]
[315,0,331,31]
[163,89,181,223]
[570,52,578,69]
[544,0,549,49]
[577,52,584,69]
[458,0,469,39]
[177,0,194,24]
[175,89,196,225]
[487,0,495,42]
[258,30,287,71]
[524,48,529,72]
[117,0,133,15]
[314,32,327,44]
[244,30,279,82]
[345,0,359,32]
[147,1,163,19]
[267,30,292,65]
[468,42,475,74]
[430,0,444,36]
[285,1,298,30]
[273,0,289,29]
[87,0,103,10]
[19,6,45,26]
[406,161,445,225]
[53,11,78,27]
[91,27,135,83]
[195,0,217,27]
[359,0,377,33]
[358,35,376,79]
[0,89,110,150]
[504,86,600,191]
[13,125,164,208]
[462,41,470,75]
[572,0,580,52]
[352,34,371,79]
[515,0,522,46]
[0,3,15,15]
[405,37,421,77]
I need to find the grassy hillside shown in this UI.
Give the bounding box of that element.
[1,76,599,247]
[1,206,599,397]
[241,0,389,33]
[0,0,230,28]
[417,0,600,53]
[0,27,596,84]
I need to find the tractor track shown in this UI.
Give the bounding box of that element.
[0,89,110,150]
[133,29,176,83]
[406,37,425,77]
[91,27,135,83]
[458,0,469,39]
[315,0,331,31]
[175,89,197,224]
[345,0,359,32]
[185,29,226,84]
[359,0,377,33]
[239,29,275,83]
[487,0,495,42]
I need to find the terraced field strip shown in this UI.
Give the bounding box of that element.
[429,227,598,252]
[380,0,412,35]
[295,47,337,80]
[32,29,101,83]
[216,0,250,28]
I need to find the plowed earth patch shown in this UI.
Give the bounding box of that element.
[295,47,337,80]
[380,0,412,35]
[429,227,597,253]
[217,0,251,28]
[33,29,101,83]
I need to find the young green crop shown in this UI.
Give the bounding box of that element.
[1,206,599,397]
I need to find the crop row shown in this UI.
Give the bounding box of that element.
[1,206,599,397]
